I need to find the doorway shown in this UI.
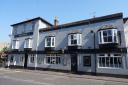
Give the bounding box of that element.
[24,53,28,68]
[71,54,77,73]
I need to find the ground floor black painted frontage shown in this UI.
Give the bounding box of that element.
[6,47,128,77]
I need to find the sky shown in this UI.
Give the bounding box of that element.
[0,0,128,43]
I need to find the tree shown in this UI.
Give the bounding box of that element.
[0,46,9,63]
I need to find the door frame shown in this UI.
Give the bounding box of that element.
[71,54,78,73]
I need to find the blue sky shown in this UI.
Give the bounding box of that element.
[0,0,128,43]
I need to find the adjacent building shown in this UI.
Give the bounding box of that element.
[7,13,128,76]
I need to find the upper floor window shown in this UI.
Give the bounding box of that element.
[13,23,34,35]
[12,40,19,49]
[24,38,32,48]
[45,36,55,47]
[98,29,118,44]
[24,23,34,33]
[68,33,82,46]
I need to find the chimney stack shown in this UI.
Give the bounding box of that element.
[54,16,59,27]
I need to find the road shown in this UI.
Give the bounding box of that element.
[0,68,128,85]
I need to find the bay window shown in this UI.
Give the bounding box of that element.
[98,29,118,44]
[12,40,19,49]
[24,38,32,48]
[45,36,55,47]
[68,33,82,46]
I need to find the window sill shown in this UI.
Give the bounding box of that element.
[98,67,123,69]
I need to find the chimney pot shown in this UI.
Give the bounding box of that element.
[54,16,59,27]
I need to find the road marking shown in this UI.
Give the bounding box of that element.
[0,76,54,85]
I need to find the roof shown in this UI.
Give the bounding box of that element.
[40,13,123,32]
[11,17,53,26]
[123,17,128,23]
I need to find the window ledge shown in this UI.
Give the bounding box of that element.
[98,67,123,69]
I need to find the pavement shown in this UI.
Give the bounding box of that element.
[0,68,128,85]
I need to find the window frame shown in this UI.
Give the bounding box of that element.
[45,36,55,47]
[29,55,35,64]
[98,54,122,68]
[12,40,19,49]
[98,29,118,44]
[45,54,61,65]
[24,38,32,48]
[68,33,82,46]
[83,56,91,66]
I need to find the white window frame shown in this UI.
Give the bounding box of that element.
[68,33,82,46]
[19,56,24,62]
[98,29,118,44]
[98,54,122,68]
[12,40,19,49]
[45,36,55,47]
[24,38,32,48]
[45,54,61,65]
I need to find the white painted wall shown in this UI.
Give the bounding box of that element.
[77,54,95,72]
[38,19,125,51]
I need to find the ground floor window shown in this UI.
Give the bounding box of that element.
[83,56,91,66]
[46,54,61,65]
[10,56,14,63]
[37,56,43,64]
[30,55,35,63]
[98,54,122,68]
[20,56,24,62]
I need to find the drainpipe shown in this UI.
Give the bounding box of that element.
[90,30,96,75]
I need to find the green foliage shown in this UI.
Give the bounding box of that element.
[1,46,9,52]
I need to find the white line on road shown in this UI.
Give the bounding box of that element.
[0,76,54,85]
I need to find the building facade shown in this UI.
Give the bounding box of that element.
[7,13,128,76]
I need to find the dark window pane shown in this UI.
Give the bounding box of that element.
[108,30,112,35]
[106,57,110,67]
[118,57,122,68]
[10,56,14,62]
[99,57,102,67]
[108,36,112,42]
[103,31,107,36]
[71,35,74,39]
[110,57,113,67]
[114,36,117,42]
[102,57,105,67]
[103,37,107,42]
[71,40,74,44]
[99,32,101,42]
[114,57,118,67]
[83,56,91,66]
[74,40,77,44]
